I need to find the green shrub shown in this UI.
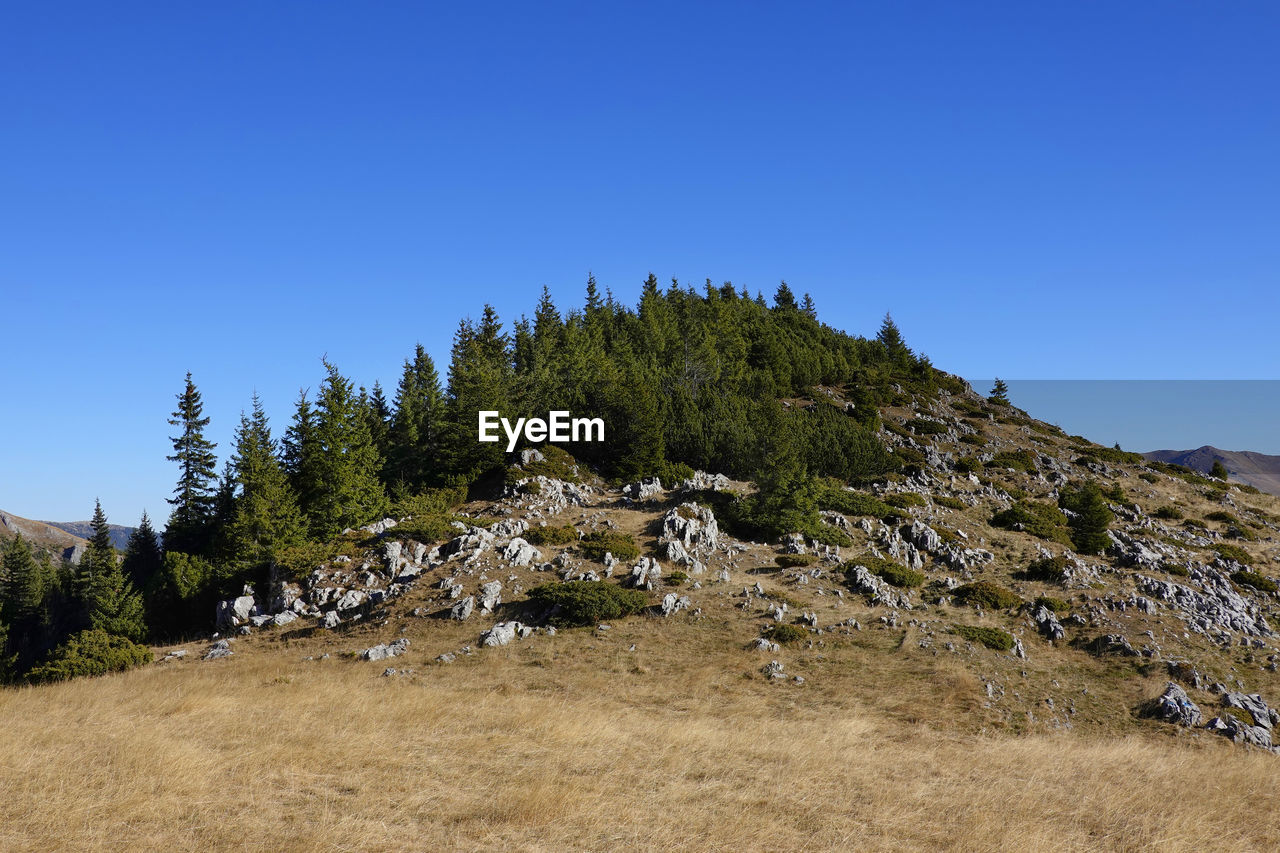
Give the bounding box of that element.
[1161,561,1190,578]
[524,524,579,546]
[807,524,853,548]
[578,531,640,562]
[885,492,926,509]
[1153,506,1183,520]
[1206,510,1241,525]
[991,501,1072,545]
[934,495,966,510]
[775,554,818,568]
[954,624,1015,651]
[763,623,809,643]
[1213,543,1253,566]
[390,485,468,519]
[1231,571,1277,594]
[526,581,648,627]
[960,433,986,447]
[393,514,457,545]
[665,570,688,586]
[952,581,1021,610]
[26,630,153,684]
[1057,483,1114,554]
[1139,472,1160,484]
[1034,595,1071,614]
[1100,483,1127,503]
[846,555,924,588]
[518,445,581,483]
[815,483,897,520]
[892,446,929,474]
[1022,555,1069,583]
[906,418,948,436]
[954,456,982,474]
[989,450,1038,473]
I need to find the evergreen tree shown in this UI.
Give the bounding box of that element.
[121,511,162,592]
[282,389,322,522]
[773,281,798,311]
[366,381,392,460]
[88,560,146,643]
[76,499,116,608]
[1211,459,1229,480]
[308,359,388,538]
[386,345,445,493]
[225,394,305,568]
[801,293,817,320]
[442,309,513,477]
[989,378,1011,406]
[876,312,911,364]
[164,373,219,555]
[2,534,46,670]
[1060,482,1114,555]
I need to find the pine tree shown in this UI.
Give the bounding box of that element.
[282,389,322,522]
[308,359,388,538]
[387,345,445,493]
[443,310,513,477]
[989,378,1011,406]
[876,312,911,364]
[164,373,219,555]
[76,499,116,607]
[1060,482,1114,555]
[1211,459,1229,480]
[121,511,162,592]
[88,560,146,642]
[801,293,817,320]
[2,534,46,669]
[773,281,798,311]
[225,394,305,568]
[366,381,391,460]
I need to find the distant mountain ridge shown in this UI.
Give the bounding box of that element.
[44,520,137,552]
[1143,445,1280,496]
[0,509,88,562]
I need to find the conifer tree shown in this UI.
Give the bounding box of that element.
[2,534,45,667]
[443,309,513,477]
[308,359,388,538]
[773,281,798,311]
[76,499,116,607]
[989,378,1011,406]
[88,559,146,643]
[225,394,305,567]
[366,381,392,460]
[164,373,219,555]
[876,312,911,364]
[1060,482,1114,555]
[387,345,445,493]
[121,511,162,591]
[283,389,322,522]
[1211,459,1229,480]
[801,293,817,319]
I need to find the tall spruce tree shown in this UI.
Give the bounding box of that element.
[876,312,911,364]
[989,378,1011,406]
[386,344,445,494]
[76,499,116,608]
[121,511,162,591]
[282,389,322,522]
[308,359,388,538]
[2,534,45,669]
[225,394,305,568]
[443,309,513,477]
[164,373,219,555]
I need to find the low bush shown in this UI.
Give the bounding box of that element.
[990,501,1072,546]
[846,555,924,588]
[1021,555,1069,583]
[389,515,456,546]
[814,482,898,520]
[1161,561,1191,578]
[953,457,982,474]
[1139,472,1160,484]
[934,495,966,509]
[524,524,579,546]
[763,623,809,643]
[1206,510,1241,525]
[1153,506,1183,520]
[1231,571,1277,594]
[960,433,986,447]
[578,531,640,562]
[1213,543,1253,566]
[953,624,1015,651]
[906,418,949,436]
[26,630,153,684]
[952,581,1021,610]
[989,450,1037,473]
[526,581,648,626]
[1034,595,1071,614]
[775,554,818,568]
[665,570,688,586]
[518,445,581,483]
[885,492,926,509]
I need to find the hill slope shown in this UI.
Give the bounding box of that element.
[0,509,86,561]
[43,520,136,552]
[1145,445,1280,496]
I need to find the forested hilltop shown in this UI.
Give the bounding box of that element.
[1,276,953,681]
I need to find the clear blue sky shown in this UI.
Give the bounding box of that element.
[2,2,1277,523]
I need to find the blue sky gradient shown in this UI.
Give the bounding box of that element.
[2,2,1277,522]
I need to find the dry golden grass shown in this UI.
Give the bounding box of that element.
[2,639,1279,853]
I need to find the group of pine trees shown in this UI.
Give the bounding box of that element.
[1,275,953,680]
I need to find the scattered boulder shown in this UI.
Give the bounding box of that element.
[520,448,545,465]
[661,593,691,617]
[623,477,663,502]
[503,537,543,567]
[450,596,476,621]
[480,581,503,612]
[320,611,342,630]
[203,640,232,661]
[629,557,662,590]
[677,471,730,492]
[360,638,410,662]
[1144,682,1202,727]
[1032,606,1065,642]
[480,621,531,647]
[1083,634,1139,657]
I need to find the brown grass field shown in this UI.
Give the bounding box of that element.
[2,627,1278,853]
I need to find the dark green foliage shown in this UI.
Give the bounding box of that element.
[1153,506,1183,520]
[1021,555,1069,583]
[764,623,808,643]
[1211,459,1229,480]
[989,450,1037,473]
[524,525,579,546]
[665,570,688,586]
[876,312,912,365]
[1057,483,1114,554]
[121,511,163,593]
[960,433,986,446]
[1161,561,1191,578]
[1205,510,1240,525]
[775,554,817,568]
[526,581,648,627]
[1231,571,1276,594]
[579,531,640,562]
[952,581,1021,610]
[144,552,217,640]
[1100,483,1127,503]
[934,496,966,510]
[954,457,982,474]
[885,492,926,509]
[385,344,446,494]
[516,445,582,484]
[906,418,947,436]
[845,555,924,588]
[814,482,897,520]
[164,373,219,556]
[990,501,1072,545]
[1213,543,1253,566]
[391,515,457,546]
[1139,472,1160,484]
[988,379,1010,406]
[1034,596,1071,614]
[25,629,152,684]
[223,395,305,571]
[954,624,1015,651]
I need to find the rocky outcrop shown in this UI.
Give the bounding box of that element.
[629,557,662,591]
[622,477,663,502]
[502,537,542,567]
[360,638,410,662]
[677,471,731,492]
[1145,682,1202,728]
[480,621,534,647]
[1137,569,1272,638]
[845,564,909,608]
